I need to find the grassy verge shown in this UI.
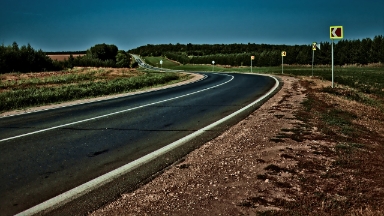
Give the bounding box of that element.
[0,68,189,113]
[143,56,180,69]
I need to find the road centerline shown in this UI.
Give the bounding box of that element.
[0,73,234,143]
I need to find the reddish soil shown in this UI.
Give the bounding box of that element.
[47,54,85,61]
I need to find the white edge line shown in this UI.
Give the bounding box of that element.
[16,74,279,216]
[0,74,227,143]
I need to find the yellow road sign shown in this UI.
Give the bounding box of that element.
[330,26,343,39]
[281,51,286,57]
[251,56,255,60]
[312,42,317,50]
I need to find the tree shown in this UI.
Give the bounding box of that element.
[372,35,383,63]
[12,42,19,52]
[360,38,371,65]
[116,50,131,68]
[67,54,75,69]
[89,43,118,61]
[0,42,62,73]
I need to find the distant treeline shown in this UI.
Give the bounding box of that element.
[0,43,132,73]
[0,42,63,73]
[2,35,383,73]
[129,35,384,66]
[65,43,131,68]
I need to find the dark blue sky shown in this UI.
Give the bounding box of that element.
[1,0,383,51]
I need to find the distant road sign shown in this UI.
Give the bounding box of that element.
[160,60,163,64]
[251,56,255,60]
[281,51,286,57]
[312,42,317,50]
[212,61,215,64]
[330,26,343,39]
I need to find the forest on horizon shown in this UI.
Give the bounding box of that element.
[1,35,383,74]
[129,35,384,67]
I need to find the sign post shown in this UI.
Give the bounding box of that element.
[160,60,163,70]
[281,51,286,74]
[312,42,316,77]
[330,26,343,88]
[212,60,215,72]
[251,56,254,73]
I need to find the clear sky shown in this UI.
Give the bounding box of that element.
[1,0,383,51]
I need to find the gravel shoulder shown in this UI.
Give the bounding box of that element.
[90,75,307,215]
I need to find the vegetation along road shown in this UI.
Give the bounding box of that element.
[0,72,278,215]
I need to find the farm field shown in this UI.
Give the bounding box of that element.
[47,54,86,61]
[0,67,189,113]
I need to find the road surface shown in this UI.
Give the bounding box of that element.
[0,72,278,215]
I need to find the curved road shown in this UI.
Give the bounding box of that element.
[0,72,277,215]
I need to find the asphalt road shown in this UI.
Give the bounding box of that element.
[0,72,277,215]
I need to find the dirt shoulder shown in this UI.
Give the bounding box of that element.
[90,75,384,215]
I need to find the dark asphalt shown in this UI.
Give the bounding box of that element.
[0,72,276,215]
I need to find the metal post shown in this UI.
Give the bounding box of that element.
[251,59,252,73]
[332,39,333,88]
[282,56,284,74]
[312,50,314,77]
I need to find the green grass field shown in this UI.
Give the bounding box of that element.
[143,56,180,69]
[143,57,384,98]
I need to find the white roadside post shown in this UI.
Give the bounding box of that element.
[160,60,163,71]
[251,56,254,73]
[312,42,316,77]
[330,26,343,88]
[212,60,215,72]
[281,51,286,74]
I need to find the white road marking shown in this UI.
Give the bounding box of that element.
[0,74,233,143]
[332,27,337,37]
[15,74,279,216]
